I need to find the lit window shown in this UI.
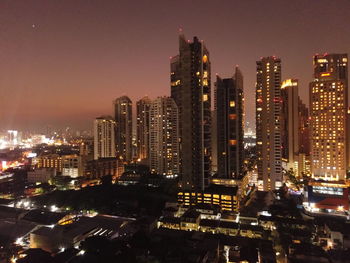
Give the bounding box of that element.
[229,114,237,120]
[202,55,208,63]
[229,140,237,145]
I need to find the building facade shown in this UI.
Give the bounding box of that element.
[84,157,123,180]
[93,116,116,160]
[215,67,244,179]
[149,97,179,176]
[281,79,300,173]
[280,79,311,177]
[35,154,63,172]
[256,56,282,190]
[310,53,349,180]
[171,33,211,190]
[114,96,133,162]
[62,155,84,178]
[136,96,151,164]
[27,168,56,183]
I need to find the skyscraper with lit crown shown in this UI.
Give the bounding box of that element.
[280,79,310,177]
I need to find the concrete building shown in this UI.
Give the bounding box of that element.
[62,155,84,178]
[298,98,310,156]
[136,96,151,164]
[256,56,282,190]
[281,79,299,173]
[171,33,211,190]
[114,96,133,162]
[211,110,218,173]
[27,168,56,183]
[177,185,239,213]
[215,67,244,179]
[309,53,348,180]
[35,154,63,173]
[84,157,123,180]
[149,97,179,176]
[93,116,116,160]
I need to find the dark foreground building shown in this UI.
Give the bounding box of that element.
[215,67,244,179]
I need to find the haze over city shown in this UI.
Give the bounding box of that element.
[1,0,349,131]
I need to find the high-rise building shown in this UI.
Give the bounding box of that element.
[93,116,116,160]
[280,79,310,177]
[298,98,311,176]
[136,96,151,164]
[171,33,211,191]
[215,67,244,179]
[149,97,179,176]
[281,79,299,172]
[211,110,218,173]
[114,96,133,162]
[310,53,348,181]
[298,98,310,156]
[256,56,282,190]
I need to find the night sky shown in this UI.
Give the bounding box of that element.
[0,0,349,131]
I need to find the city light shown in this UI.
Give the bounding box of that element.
[0,3,348,262]
[51,205,58,212]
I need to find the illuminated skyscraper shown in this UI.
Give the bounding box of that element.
[310,53,348,181]
[281,79,299,172]
[149,97,179,176]
[280,79,310,177]
[93,116,116,160]
[256,56,282,190]
[114,96,133,162]
[171,33,211,191]
[215,67,244,179]
[136,96,151,164]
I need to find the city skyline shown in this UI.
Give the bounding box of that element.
[1,0,350,131]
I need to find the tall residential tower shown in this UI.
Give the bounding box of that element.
[280,79,311,177]
[171,33,211,191]
[256,56,282,190]
[215,67,244,179]
[114,96,133,162]
[136,96,151,164]
[149,97,179,176]
[93,116,116,160]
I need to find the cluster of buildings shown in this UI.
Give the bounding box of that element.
[1,31,350,263]
[94,33,247,207]
[255,53,349,217]
[94,32,350,217]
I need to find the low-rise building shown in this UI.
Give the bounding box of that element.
[27,168,56,183]
[84,157,123,180]
[35,154,63,173]
[239,224,264,239]
[180,210,200,231]
[178,185,239,213]
[62,155,84,178]
[218,221,239,236]
[324,221,350,249]
[158,216,181,230]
